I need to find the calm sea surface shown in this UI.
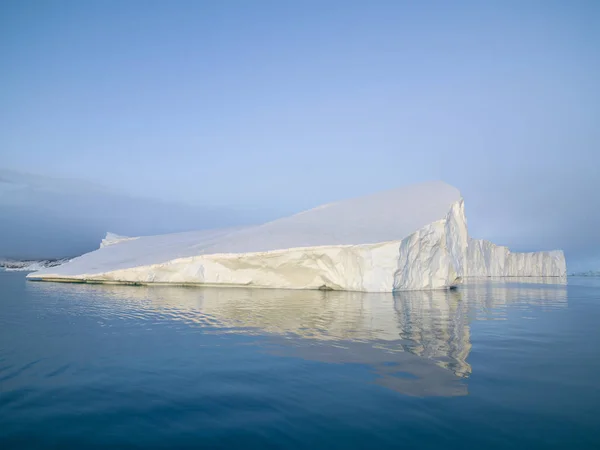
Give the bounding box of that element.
[1,271,599,449]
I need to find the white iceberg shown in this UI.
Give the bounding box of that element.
[466,239,566,278]
[27,181,566,291]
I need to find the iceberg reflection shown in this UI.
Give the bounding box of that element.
[28,279,567,397]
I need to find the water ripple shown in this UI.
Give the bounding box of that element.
[2,272,596,449]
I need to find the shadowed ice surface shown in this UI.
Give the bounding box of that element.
[1,273,599,449]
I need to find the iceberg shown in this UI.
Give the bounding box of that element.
[27,181,566,291]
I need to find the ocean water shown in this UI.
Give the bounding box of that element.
[1,272,599,449]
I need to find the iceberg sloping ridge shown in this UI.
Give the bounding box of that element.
[27,181,566,291]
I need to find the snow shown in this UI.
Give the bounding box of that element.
[27,181,567,291]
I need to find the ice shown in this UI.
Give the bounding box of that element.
[27,181,567,291]
[466,239,567,277]
[99,232,139,248]
[394,199,469,290]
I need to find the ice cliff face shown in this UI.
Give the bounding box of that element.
[394,199,468,290]
[27,182,567,291]
[392,199,566,288]
[466,239,567,278]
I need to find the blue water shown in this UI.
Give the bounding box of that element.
[1,272,599,449]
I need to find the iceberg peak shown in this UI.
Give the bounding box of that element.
[100,232,138,248]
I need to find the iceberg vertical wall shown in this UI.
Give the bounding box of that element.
[466,239,567,278]
[393,197,566,290]
[394,199,469,290]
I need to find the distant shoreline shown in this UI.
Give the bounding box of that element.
[0,258,71,272]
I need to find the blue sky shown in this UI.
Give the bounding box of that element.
[1,1,599,269]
